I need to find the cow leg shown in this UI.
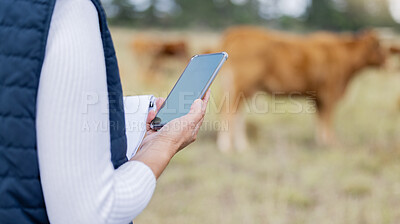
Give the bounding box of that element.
[217,106,240,153]
[217,95,234,153]
[218,104,249,152]
[233,109,249,152]
[217,83,244,153]
[316,100,337,145]
[217,113,234,153]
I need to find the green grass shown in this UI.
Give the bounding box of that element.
[111,27,400,224]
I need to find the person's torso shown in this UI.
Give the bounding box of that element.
[0,0,127,222]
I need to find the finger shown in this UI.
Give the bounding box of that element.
[189,98,203,115]
[201,90,211,113]
[146,110,156,124]
[155,97,165,112]
[183,99,203,125]
[203,89,211,104]
[190,99,203,114]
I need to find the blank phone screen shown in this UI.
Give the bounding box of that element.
[152,53,226,127]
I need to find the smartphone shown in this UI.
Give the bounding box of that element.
[150,52,228,130]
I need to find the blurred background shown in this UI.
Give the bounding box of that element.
[102,0,400,223]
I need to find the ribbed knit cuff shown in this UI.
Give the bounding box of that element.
[108,161,156,223]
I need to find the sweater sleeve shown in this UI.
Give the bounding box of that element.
[35,0,155,223]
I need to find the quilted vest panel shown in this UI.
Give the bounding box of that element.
[0,0,127,223]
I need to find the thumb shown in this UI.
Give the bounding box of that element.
[189,99,203,115]
[179,99,203,129]
[146,110,156,124]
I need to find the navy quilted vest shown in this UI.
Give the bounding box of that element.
[0,0,128,223]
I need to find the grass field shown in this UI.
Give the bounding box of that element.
[111,27,400,224]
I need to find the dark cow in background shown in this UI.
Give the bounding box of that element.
[390,46,400,54]
[389,46,400,110]
[131,36,189,83]
[216,26,386,152]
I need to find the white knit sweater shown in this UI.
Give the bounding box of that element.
[36,0,156,223]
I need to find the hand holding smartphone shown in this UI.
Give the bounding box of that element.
[150,52,228,130]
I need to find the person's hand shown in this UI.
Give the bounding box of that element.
[131,90,211,178]
[144,97,166,136]
[158,89,210,153]
[140,90,211,155]
[136,97,165,149]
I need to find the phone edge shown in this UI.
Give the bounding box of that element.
[150,52,228,130]
[199,52,228,99]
